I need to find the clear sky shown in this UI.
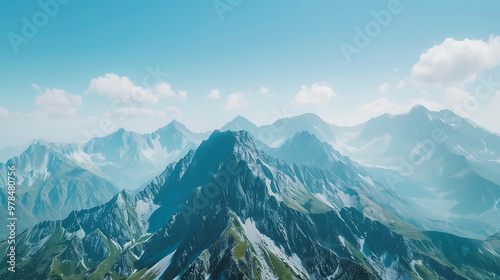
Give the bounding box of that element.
[1,0,500,148]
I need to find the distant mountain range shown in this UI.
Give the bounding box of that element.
[1,106,499,279]
[0,120,207,239]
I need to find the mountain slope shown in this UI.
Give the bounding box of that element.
[340,105,500,165]
[222,114,338,148]
[263,131,492,239]
[2,131,499,279]
[336,106,500,238]
[0,143,120,239]
[61,120,207,190]
[0,120,205,240]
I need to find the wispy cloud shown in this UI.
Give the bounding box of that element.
[379,82,390,94]
[33,84,82,117]
[86,73,187,103]
[222,92,249,111]
[292,83,337,106]
[207,89,221,99]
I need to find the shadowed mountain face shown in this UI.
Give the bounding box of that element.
[2,130,499,280]
[343,105,500,165]
[0,120,208,240]
[222,108,500,239]
[61,120,208,190]
[0,144,119,239]
[335,106,500,238]
[222,113,338,148]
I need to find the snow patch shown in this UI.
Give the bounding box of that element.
[23,234,51,260]
[136,198,160,233]
[142,250,176,280]
[239,217,308,278]
[65,228,85,240]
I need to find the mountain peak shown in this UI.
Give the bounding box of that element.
[282,113,329,127]
[26,142,50,154]
[274,130,343,165]
[233,115,250,122]
[197,130,258,160]
[109,127,131,138]
[166,119,184,128]
[291,130,314,139]
[206,130,254,147]
[115,127,127,136]
[169,119,181,125]
[156,119,190,134]
[409,104,430,114]
[294,113,324,122]
[221,115,258,132]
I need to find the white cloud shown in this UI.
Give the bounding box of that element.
[156,82,187,101]
[86,73,159,104]
[0,107,9,117]
[155,82,175,98]
[397,77,410,89]
[444,87,481,117]
[222,92,249,111]
[86,74,187,104]
[469,91,500,133]
[411,35,500,87]
[292,83,337,106]
[379,82,390,94]
[207,89,220,99]
[260,86,269,94]
[445,87,474,107]
[178,90,187,102]
[156,107,182,118]
[33,85,82,116]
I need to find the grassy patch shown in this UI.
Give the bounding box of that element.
[264,251,295,280]
[233,240,248,259]
[86,233,122,280]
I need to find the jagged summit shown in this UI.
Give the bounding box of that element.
[4,117,500,279]
[205,129,255,145]
[291,112,325,123]
[408,104,429,113]
[288,130,317,141]
[195,130,259,161]
[158,119,185,130]
[221,115,258,133]
[266,130,350,172]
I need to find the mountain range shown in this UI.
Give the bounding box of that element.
[2,130,499,279]
[1,106,500,279]
[0,120,207,239]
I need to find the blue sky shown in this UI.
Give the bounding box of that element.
[1,0,500,148]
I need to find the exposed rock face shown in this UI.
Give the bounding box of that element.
[1,130,499,280]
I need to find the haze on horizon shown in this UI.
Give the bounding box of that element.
[1,1,500,149]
